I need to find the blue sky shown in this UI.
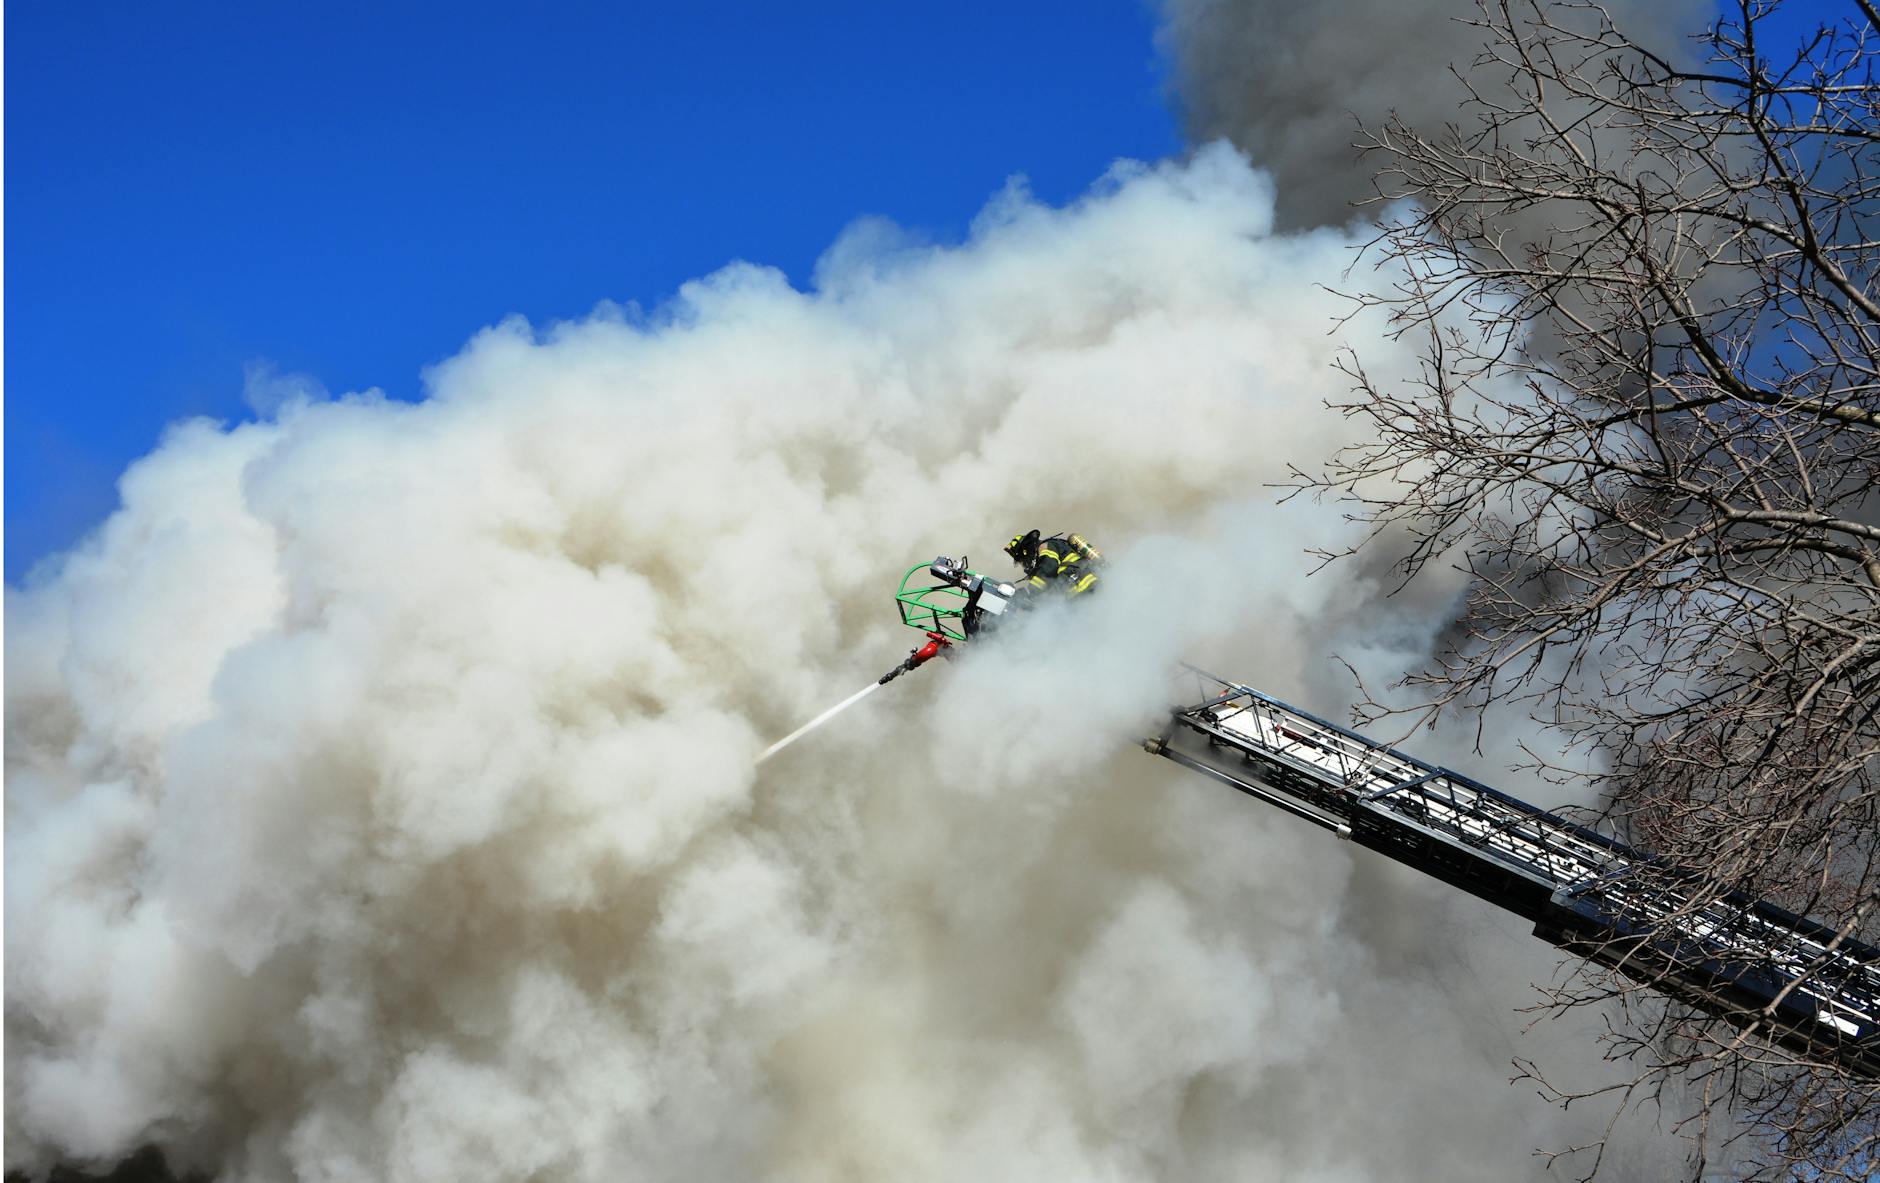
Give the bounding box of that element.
[5,2,1180,581]
[7,1,1844,584]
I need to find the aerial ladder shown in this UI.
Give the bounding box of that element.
[1145,665,1880,1079]
[763,557,1880,1076]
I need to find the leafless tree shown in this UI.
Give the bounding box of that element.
[1301,1,1880,1177]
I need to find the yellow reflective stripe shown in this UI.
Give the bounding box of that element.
[1059,552,1080,566]
[1070,573,1097,594]
[1029,576,1047,589]
[1036,547,1060,562]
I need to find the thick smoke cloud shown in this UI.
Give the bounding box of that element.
[1157,0,1712,229]
[7,147,1686,1181]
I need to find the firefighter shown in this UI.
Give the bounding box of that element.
[1004,529,1101,597]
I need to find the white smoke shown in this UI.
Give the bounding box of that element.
[6,145,1687,1181]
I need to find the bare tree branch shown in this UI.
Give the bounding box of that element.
[1304,1,1880,1177]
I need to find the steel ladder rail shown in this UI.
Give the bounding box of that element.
[1147,666,1880,1076]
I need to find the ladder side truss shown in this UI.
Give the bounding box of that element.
[1145,666,1880,1078]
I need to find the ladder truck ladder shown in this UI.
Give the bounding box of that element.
[1144,665,1880,1078]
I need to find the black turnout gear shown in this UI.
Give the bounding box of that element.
[1006,529,1099,596]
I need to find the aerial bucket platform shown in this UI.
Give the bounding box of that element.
[894,556,1016,642]
[757,559,1018,764]
[895,560,972,641]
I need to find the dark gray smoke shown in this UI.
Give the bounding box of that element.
[1157,0,1712,229]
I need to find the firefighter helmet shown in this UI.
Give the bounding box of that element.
[1005,529,1041,565]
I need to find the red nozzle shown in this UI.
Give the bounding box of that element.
[879,634,952,685]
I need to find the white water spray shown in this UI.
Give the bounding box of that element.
[755,681,884,765]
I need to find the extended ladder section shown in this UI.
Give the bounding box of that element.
[1145,666,1880,1078]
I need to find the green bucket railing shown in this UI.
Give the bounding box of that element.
[894,562,976,642]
